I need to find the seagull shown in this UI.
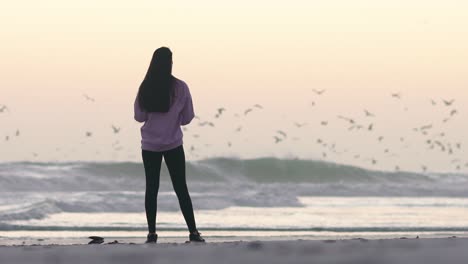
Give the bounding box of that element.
[364,109,375,117]
[442,117,450,123]
[310,101,315,106]
[244,108,253,115]
[421,165,427,172]
[420,124,433,130]
[83,94,95,102]
[217,107,226,115]
[294,122,307,128]
[312,89,326,95]
[430,99,437,106]
[377,136,384,142]
[111,125,121,134]
[5,136,9,141]
[276,130,287,138]
[391,93,401,99]
[450,109,458,116]
[198,121,215,127]
[215,107,226,118]
[235,126,242,132]
[337,115,355,124]
[273,136,282,143]
[317,139,323,144]
[253,104,263,109]
[368,124,374,131]
[320,121,328,126]
[192,134,200,138]
[395,166,400,171]
[0,105,9,113]
[15,129,20,136]
[322,152,327,158]
[227,141,232,147]
[442,99,455,106]
[85,131,92,137]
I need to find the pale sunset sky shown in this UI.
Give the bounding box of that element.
[1,0,467,172]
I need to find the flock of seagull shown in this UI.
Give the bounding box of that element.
[1,89,466,172]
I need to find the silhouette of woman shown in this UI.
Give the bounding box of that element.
[134,47,205,243]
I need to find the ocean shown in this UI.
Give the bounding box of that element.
[1,158,468,245]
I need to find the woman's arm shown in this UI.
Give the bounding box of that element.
[180,85,195,126]
[134,95,148,122]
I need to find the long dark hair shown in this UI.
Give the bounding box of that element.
[137,47,175,113]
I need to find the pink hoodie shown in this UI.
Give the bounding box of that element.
[134,77,195,152]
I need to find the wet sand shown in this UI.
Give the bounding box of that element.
[1,237,467,264]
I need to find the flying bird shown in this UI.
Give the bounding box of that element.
[312,89,326,95]
[217,107,226,115]
[111,125,121,134]
[15,129,20,136]
[83,94,95,102]
[421,165,427,172]
[320,121,328,126]
[450,109,458,116]
[442,99,455,106]
[391,93,402,99]
[337,115,355,124]
[276,130,287,138]
[294,122,307,128]
[364,110,375,117]
[253,104,263,109]
[85,131,93,137]
[244,108,253,115]
[273,136,282,144]
[215,107,226,118]
[420,124,433,130]
[0,105,9,113]
[198,121,215,127]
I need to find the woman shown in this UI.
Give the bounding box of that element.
[134,47,205,244]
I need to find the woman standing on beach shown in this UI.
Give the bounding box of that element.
[134,47,205,244]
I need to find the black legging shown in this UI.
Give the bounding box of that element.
[142,145,197,234]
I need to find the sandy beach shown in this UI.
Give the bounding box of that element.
[1,237,467,264]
